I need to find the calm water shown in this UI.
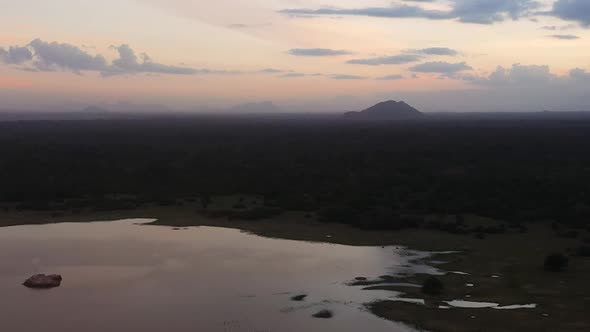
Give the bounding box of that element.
[0,219,437,332]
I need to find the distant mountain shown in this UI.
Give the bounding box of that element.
[227,101,280,113]
[345,100,423,119]
[81,106,110,113]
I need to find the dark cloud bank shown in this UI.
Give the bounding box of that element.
[281,0,590,26]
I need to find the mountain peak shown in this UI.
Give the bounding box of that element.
[344,100,423,119]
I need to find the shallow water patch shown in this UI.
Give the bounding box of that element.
[0,218,428,332]
[444,300,538,310]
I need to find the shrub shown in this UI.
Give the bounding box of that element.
[233,203,247,209]
[231,207,283,220]
[317,206,359,224]
[422,276,444,295]
[576,246,590,257]
[558,230,579,239]
[544,253,569,272]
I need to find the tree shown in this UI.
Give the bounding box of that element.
[422,276,444,295]
[544,253,569,272]
[200,194,212,209]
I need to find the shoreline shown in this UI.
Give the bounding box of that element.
[1,205,589,332]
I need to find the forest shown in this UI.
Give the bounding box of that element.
[1,116,589,231]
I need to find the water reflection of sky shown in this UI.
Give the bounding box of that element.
[0,219,423,332]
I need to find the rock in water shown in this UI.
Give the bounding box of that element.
[291,294,308,301]
[312,310,334,319]
[23,274,63,289]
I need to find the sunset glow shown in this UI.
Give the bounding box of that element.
[1,0,589,111]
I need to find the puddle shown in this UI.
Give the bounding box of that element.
[494,304,537,310]
[389,298,426,305]
[445,300,499,308]
[445,300,538,310]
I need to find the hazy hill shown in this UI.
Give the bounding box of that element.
[345,100,423,119]
[81,106,110,113]
[227,101,280,114]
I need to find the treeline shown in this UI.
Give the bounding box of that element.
[1,117,590,229]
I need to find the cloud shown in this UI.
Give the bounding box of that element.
[347,47,459,66]
[347,54,422,66]
[451,0,540,24]
[465,64,558,86]
[0,39,238,77]
[280,0,540,25]
[376,74,404,80]
[547,34,580,40]
[106,44,200,76]
[415,47,459,56]
[550,0,590,26]
[29,39,109,73]
[280,72,307,78]
[387,64,590,112]
[259,68,283,74]
[227,23,271,29]
[330,74,367,80]
[569,68,590,81]
[410,61,473,73]
[288,48,353,56]
[268,71,325,78]
[0,46,34,65]
[542,25,558,30]
[541,24,577,31]
[281,5,452,21]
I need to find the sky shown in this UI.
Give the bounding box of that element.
[1,0,590,112]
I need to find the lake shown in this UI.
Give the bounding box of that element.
[0,219,439,332]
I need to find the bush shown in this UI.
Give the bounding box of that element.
[576,246,590,257]
[422,276,444,295]
[483,224,507,234]
[231,207,283,220]
[357,208,400,230]
[317,206,359,224]
[558,230,579,239]
[233,203,247,209]
[544,253,569,272]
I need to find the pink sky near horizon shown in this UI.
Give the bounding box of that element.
[1,0,589,112]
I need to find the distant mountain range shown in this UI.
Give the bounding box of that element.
[81,106,110,113]
[345,100,423,119]
[227,101,280,113]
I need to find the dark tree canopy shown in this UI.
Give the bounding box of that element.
[544,253,569,272]
[0,117,589,231]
